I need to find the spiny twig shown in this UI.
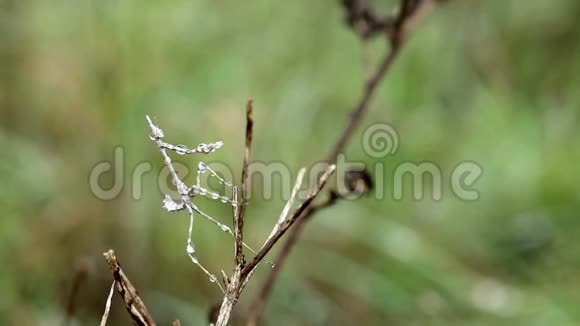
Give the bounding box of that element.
[102,250,156,326]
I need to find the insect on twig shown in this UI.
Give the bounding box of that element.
[146,116,271,291]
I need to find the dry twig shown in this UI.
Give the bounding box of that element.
[63,257,92,326]
[214,100,337,325]
[213,99,253,326]
[213,187,244,326]
[245,1,435,324]
[240,164,336,282]
[99,281,115,326]
[103,250,157,326]
[103,2,434,325]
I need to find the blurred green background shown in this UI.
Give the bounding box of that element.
[2,0,580,325]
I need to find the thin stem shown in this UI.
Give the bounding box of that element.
[99,281,115,326]
[213,98,255,325]
[245,1,434,324]
[262,168,307,250]
[63,258,90,326]
[240,165,336,280]
[245,194,338,326]
[103,250,157,326]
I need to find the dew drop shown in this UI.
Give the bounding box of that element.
[187,243,195,254]
[220,197,228,203]
[211,193,219,200]
[220,225,231,232]
[209,274,217,283]
[175,144,187,155]
[198,188,207,195]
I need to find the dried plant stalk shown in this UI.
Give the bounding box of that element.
[103,250,156,326]
[245,1,435,324]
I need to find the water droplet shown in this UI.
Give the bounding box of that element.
[220,197,228,203]
[198,162,207,172]
[211,193,219,200]
[187,243,195,254]
[209,275,217,283]
[190,256,198,264]
[220,225,231,232]
[175,144,187,155]
[270,263,276,269]
[149,134,157,141]
[199,188,207,195]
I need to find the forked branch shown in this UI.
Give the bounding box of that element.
[245,1,436,324]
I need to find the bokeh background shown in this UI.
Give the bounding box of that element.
[2,0,580,325]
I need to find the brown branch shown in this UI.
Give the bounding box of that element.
[245,192,340,326]
[214,188,244,326]
[341,0,396,40]
[215,162,336,326]
[328,0,429,163]
[237,97,254,264]
[63,258,91,326]
[326,47,399,163]
[103,250,156,326]
[245,1,435,324]
[240,164,336,280]
[213,99,254,325]
[242,98,254,201]
[233,188,244,267]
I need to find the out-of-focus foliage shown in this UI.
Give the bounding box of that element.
[1,1,579,325]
